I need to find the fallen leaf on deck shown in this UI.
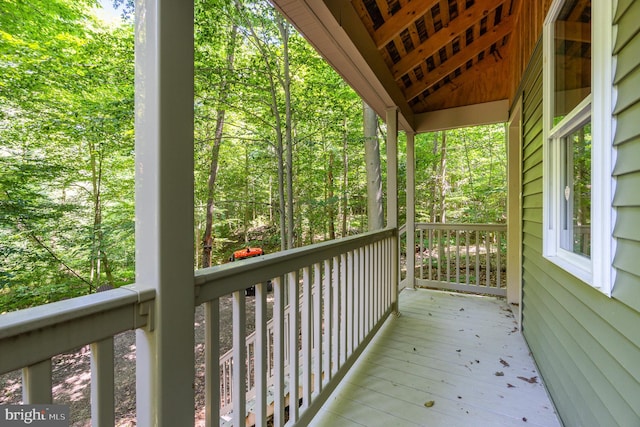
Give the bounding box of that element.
[507,383,515,388]
[500,358,510,367]
[495,371,504,376]
[517,376,538,384]
[424,401,435,407]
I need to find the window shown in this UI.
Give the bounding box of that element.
[543,0,614,295]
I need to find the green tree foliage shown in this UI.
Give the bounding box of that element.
[193,0,366,259]
[0,0,506,312]
[0,0,134,310]
[414,125,507,224]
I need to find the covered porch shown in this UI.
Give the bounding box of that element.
[0,224,561,426]
[0,0,568,426]
[311,289,559,427]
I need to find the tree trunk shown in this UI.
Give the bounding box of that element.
[201,24,238,268]
[89,138,112,290]
[327,148,336,240]
[277,17,295,250]
[243,148,249,244]
[429,133,439,223]
[437,131,447,262]
[363,101,384,231]
[89,139,100,289]
[341,118,349,237]
[438,130,447,224]
[276,137,287,251]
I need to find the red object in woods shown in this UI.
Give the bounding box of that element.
[231,247,264,260]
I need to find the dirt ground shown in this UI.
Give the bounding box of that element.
[0,293,273,426]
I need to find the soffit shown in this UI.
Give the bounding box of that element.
[272,0,523,131]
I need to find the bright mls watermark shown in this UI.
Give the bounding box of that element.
[0,405,69,426]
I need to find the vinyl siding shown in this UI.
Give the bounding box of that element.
[519,29,640,427]
[612,0,640,313]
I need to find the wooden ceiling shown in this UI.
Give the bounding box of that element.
[351,0,520,114]
[271,0,556,131]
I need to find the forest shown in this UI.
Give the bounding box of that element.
[0,0,506,312]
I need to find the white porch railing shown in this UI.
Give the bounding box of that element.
[401,223,507,297]
[0,227,397,426]
[195,227,397,426]
[0,286,155,426]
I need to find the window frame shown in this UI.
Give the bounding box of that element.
[542,0,615,295]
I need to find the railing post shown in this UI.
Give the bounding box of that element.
[205,300,220,427]
[406,131,416,290]
[22,360,52,404]
[386,107,399,314]
[134,0,195,424]
[232,291,247,427]
[90,338,115,427]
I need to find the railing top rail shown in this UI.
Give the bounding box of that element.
[0,285,154,374]
[0,285,153,340]
[414,223,506,231]
[194,227,397,305]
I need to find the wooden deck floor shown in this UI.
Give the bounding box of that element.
[310,289,561,427]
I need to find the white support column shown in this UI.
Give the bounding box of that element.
[134,0,195,425]
[386,108,399,313]
[406,131,416,290]
[507,99,523,320]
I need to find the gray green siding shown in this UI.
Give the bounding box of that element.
[612,0,640,314]
[519,11,640,425]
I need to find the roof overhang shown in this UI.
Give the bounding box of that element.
[271,0,516,133]
[272,0,416,131]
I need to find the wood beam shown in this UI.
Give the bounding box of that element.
[413,46,511,111]
[391,0,502,79]
[405,12,515,102]
[373,0,388,20]
[414,100,509,132]
[567,0,590,21]
[373,0,440,49]
[555,21,591,44]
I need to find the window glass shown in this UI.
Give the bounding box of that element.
[543,0,613,293]
[560,122,591,257]
[553,0,591,125]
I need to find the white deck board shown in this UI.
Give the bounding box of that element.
[310,289,561,427]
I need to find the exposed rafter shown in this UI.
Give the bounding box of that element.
[390,0,503,79]
[371,0,441,49]
[405,12,515,101]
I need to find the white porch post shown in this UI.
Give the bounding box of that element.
[406,131,416,290]
[386,108,399,312]
[507,100,523,312]
[134,0,195,425]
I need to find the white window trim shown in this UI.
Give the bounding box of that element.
[542,0,615,296]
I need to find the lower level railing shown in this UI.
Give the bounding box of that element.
[402,223,507,297]
[195,228,397,426]
[0,227,397,427]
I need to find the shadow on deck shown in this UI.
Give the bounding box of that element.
[310,289,561,427]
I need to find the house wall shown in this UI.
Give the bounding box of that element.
[508,0,552,104]
[612,0,640,312]
[518,8,640,426]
